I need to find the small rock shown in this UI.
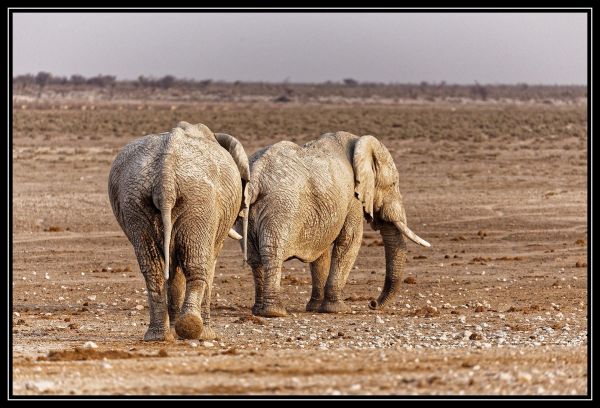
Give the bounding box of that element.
[101,362,112,369]
[188,341,199,348]
[135,304,144,310]
[404,276,417,284]
[518,371,533,382]
[87,295,96,301]
[203,341,214,348]
[375,315,385,324]
[83,341,98,349]
[25,380,55,392]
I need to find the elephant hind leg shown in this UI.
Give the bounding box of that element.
[319,203,364,314]
[168,264,185,326]
[246,236,266,315]
[198,283,217,340]
[132,232,174,342]
[253,250,287,317]
[173,231,215,340]
[306,247,332,312]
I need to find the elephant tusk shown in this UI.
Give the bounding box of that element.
[393,221,431,247]
[228,228,243,240]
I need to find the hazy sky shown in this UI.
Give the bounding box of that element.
[12,12,588,84]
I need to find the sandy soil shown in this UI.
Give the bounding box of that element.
[11,100,588,396]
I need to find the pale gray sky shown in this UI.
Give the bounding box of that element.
[12,12,588,84]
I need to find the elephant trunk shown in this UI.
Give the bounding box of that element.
[369,222,407,310]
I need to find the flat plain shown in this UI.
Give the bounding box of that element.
[11,93,588,395]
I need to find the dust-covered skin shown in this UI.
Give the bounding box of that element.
[242,132,430,318]
[11,100,588,395]
[108,122,250,341]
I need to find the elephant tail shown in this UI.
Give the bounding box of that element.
[161,203,173,281]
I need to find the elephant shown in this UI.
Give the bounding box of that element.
[108,121,250,341]
[238,131,430,317]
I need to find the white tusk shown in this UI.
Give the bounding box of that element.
[394,221,431,247]
[228,228,242,240]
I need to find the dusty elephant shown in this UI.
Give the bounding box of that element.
[238,131,430,317]
[108,122,250,341]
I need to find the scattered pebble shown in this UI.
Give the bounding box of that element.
[25,380,55,392]
[83,341,98,349]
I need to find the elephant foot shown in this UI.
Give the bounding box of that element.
[319,299,351,314]
[174,313,204,339]
[198,326,217,341]
[251,302,263,316]
[253,302,288,318]
[144,327,175,342]
[305,298,323,312]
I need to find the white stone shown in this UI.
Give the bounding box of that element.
[83,341,98,349]
[26,380,55,392]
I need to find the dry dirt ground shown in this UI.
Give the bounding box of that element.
[11,99,588,396]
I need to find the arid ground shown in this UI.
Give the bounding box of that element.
[11,94,588,395]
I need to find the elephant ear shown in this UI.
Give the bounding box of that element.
[215,133,250,182]
[353,135,378,220]
[215,132,251,213]
[353,135,397,221]
[215,133,251,262]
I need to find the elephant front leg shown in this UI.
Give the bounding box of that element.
[306,247,332,312]
[319,210,363,314]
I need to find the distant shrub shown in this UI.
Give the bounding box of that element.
[70,74,87,85]
[471,82,488,101]
[343,78,359,86]
[87,74,116,88]
[158,75,176,89]
[35,72,52,87]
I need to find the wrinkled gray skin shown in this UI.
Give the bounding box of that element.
[237,131,430,317]
[109,122,250,341]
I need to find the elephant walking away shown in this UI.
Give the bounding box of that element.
[108,122,250,341]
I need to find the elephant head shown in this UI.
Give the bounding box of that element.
[215,133,251,262]
[353,135,430,310]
